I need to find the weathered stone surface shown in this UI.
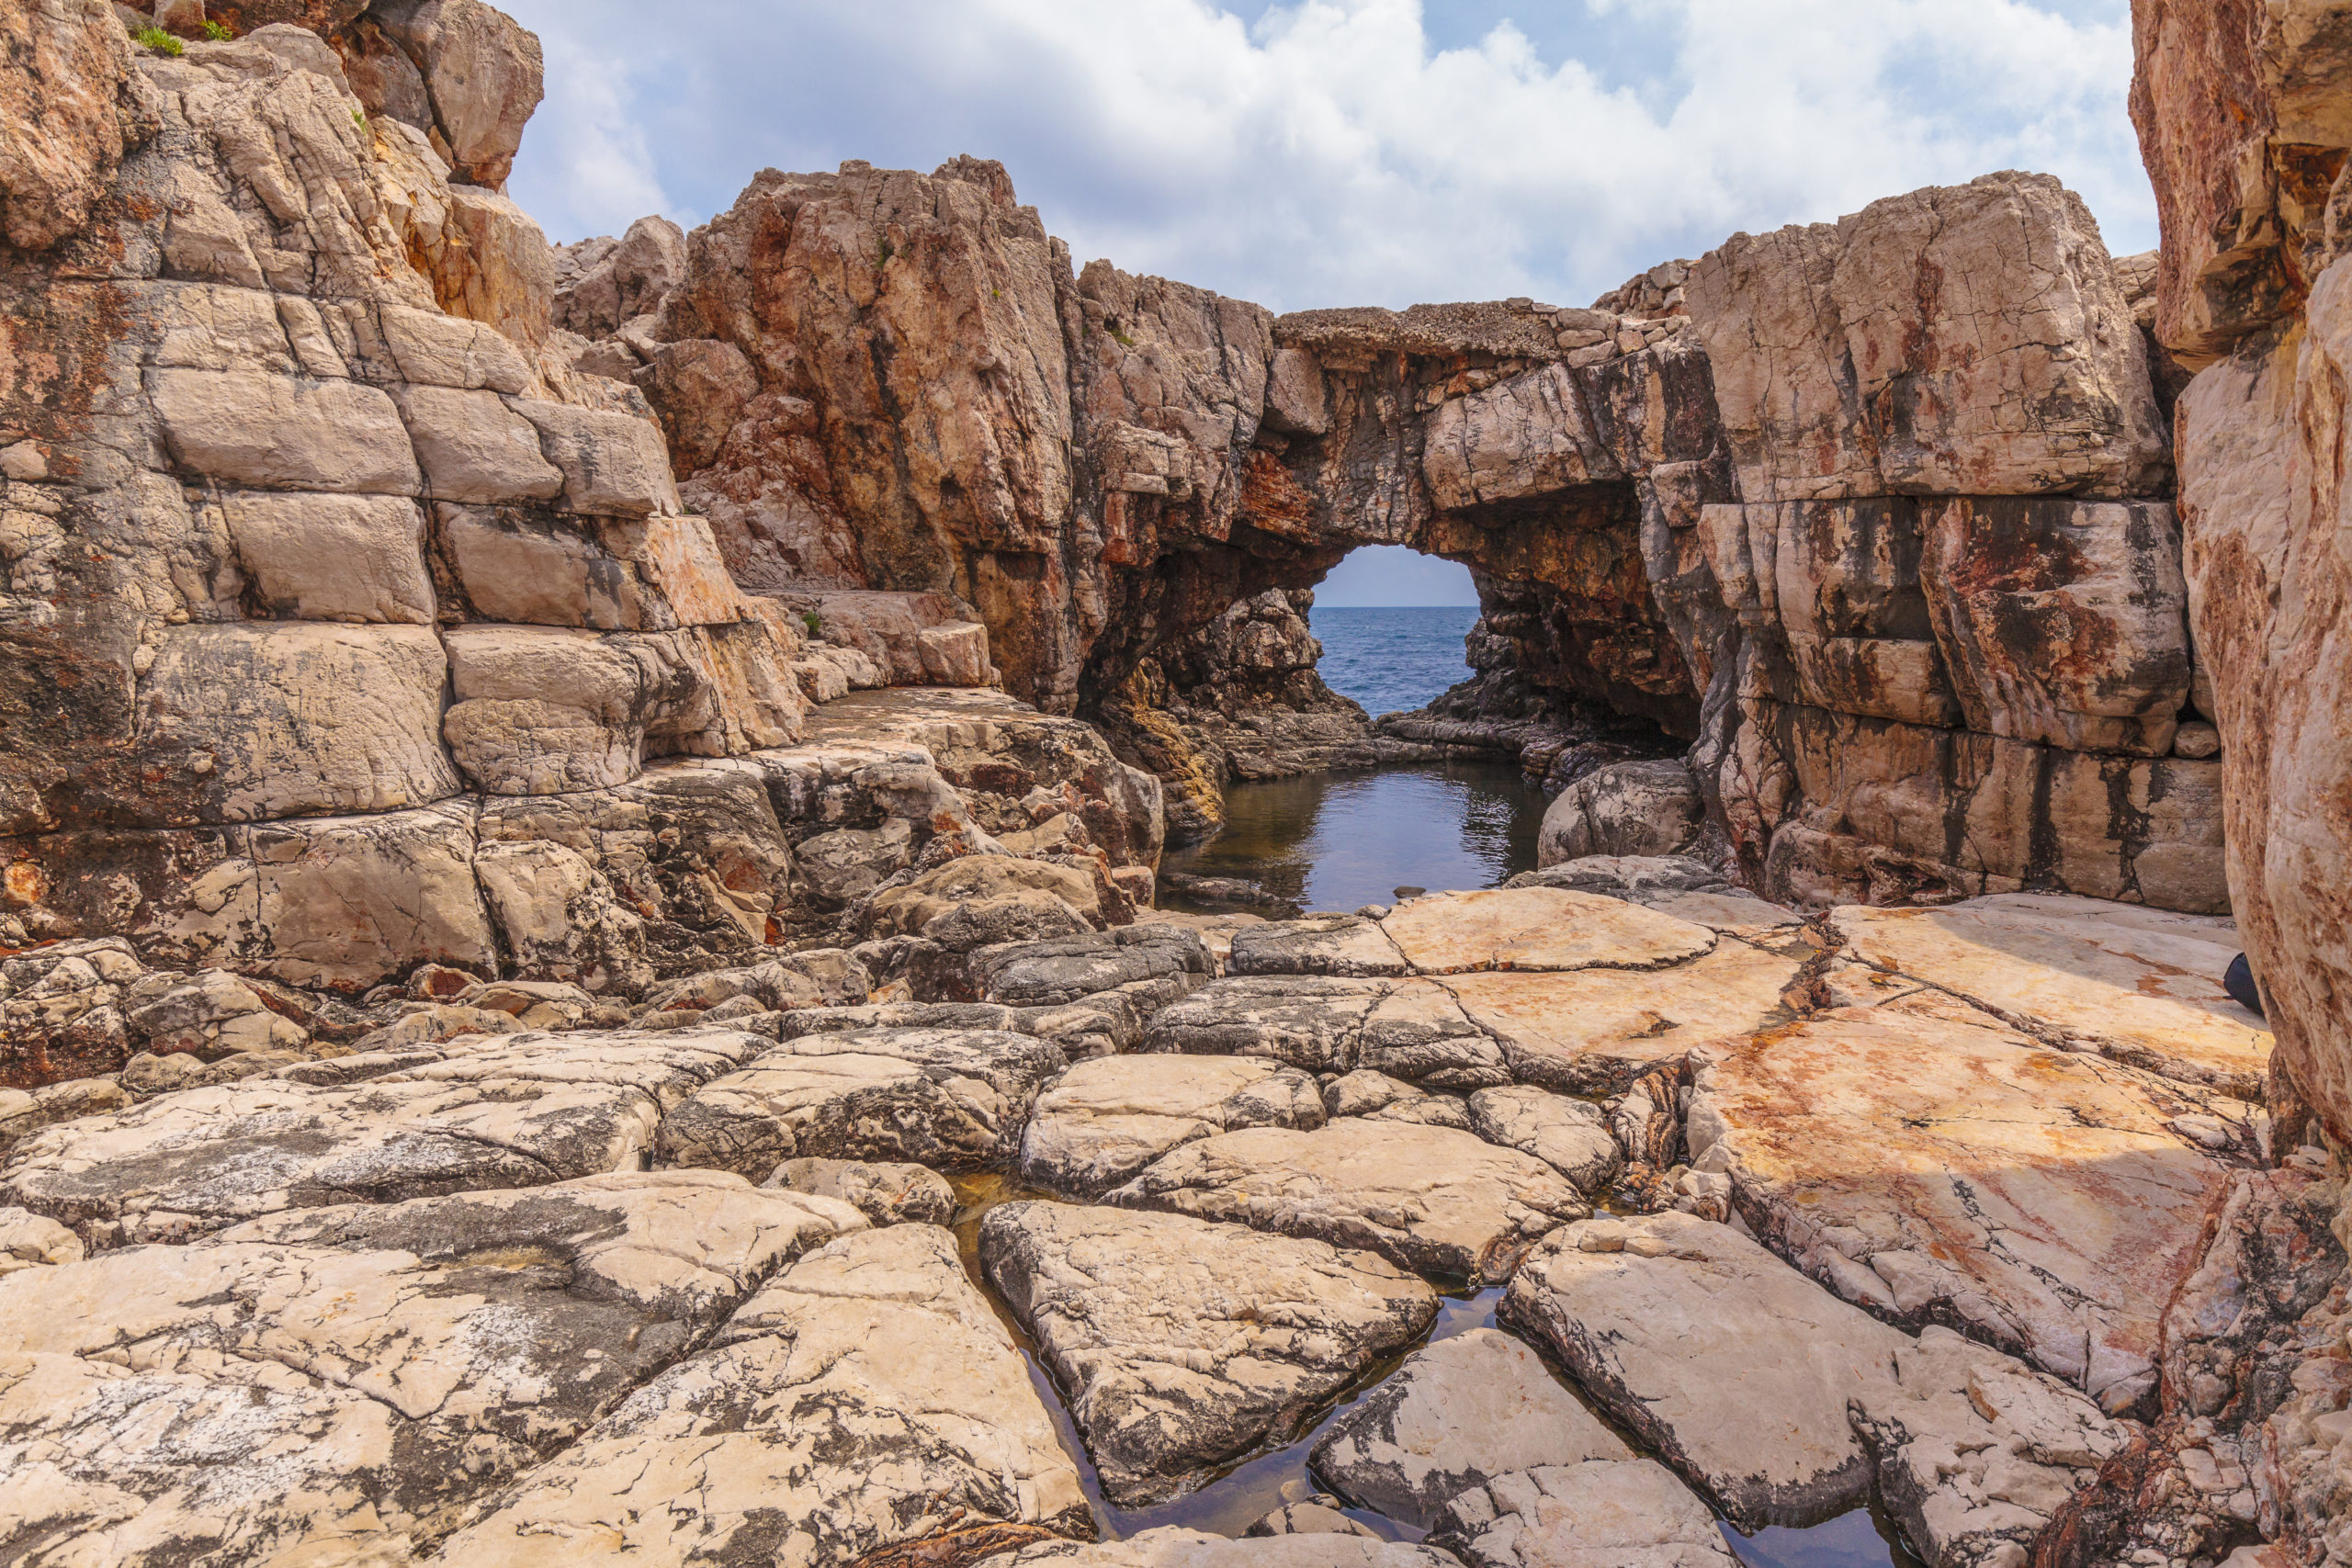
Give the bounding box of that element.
[1228,915,1408,978]
[1144,976,1506,1087]
[1311,1327,1632,1529]
[869,856,1102,942]
[1246,1496,1380,1540]
[1686,172,2167,502]
[1379,889,1716,976]
[1019,1055,1324,1200]
[1503,1211,1908,1526]
[1829,895,2271,1099]
[434,1224,1091,1566]
[0,1028,758,1245]
[1106,1117,1587,1282]
[654,1026,1068,1179]
[1535,761,1704,867]
[1507,856,1802,939]
[985,1529,1460,1568]
[978,1200,1437,1506]
[974,924,1209,1007]
[1849,1325,2136,1568]
[554,215,686,339]
[509,399,683,518]
[152,369,423,495]
[1918,498,2191,756]
[397,383,565,502]
[1466,1087,1622,1192]
[0,0,156,251]
[0,1171,860,1567]
[1445,943,1804,1096]
[369,0,545,187]
[1428,1460,1737,1568]
[138,624,459,825]
[0,938,147,1089]
[442,624,714,795]
[1685,1006,2246,1412]
[220,491,436,624]
[763,1155,956,1226]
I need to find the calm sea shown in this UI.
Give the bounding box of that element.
[1308,604,1481,718]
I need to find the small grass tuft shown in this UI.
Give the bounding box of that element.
[352,107,368,130]
[200,19,233,39]
[800,610,823,637]
[876,239,897,270]
[133,25,183,56]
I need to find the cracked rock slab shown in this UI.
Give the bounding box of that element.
[435,1224,1091,1568]
[982,1528,1463,1568]
[1828,895,2272,1100]
[0,1029,761,1247]
[0,1172,862,1567]
[1018,1055,1326,1200]
[1105,1118,1587,1283]
[1144,977,1504,1086]
[1445,942,1807,1096]
[1850,1325,2136,1568]
[1229,917,1410,978]
[1685,1005,2246,1414]
[1310,1327,1631,1529]
[654,1026,1069,1179]
[978,1201,1437,1506]
[1500,1212,1908,1527]
[1428,1460,1737,1568]
[763,1156,957,1225]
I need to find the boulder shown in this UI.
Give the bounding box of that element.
[121,968,308,1057]
[1466,1087,1623,1192]
[1535,761,1704,867]
[1018,1055,1325,1200]
[1685,171,2167,503]
[554,215,687,338]
[1685,1005,2248,1412]
[367,0,545,187]
[978,1201,1436,1506]
[1311,1327,1632,1529]
[763,1155,956,1226]
[653,1027,1069,1179]
[1828,895,2271,1099]
[0,938,146,1088]
[0,1028,760,1246]
[430,1224,1091,1566]
[1502,1212,1909,1527]
[867,855,1102,939]
[0,1171,861,1566]
[1427,1460,1738,1568]
[1105,1118,1588,1283]
[441,625,712,795]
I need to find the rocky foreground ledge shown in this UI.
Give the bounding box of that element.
[0,849,2335,1568]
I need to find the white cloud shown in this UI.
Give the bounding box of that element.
[499,0,2147,312]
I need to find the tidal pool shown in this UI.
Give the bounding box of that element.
[1158,760,1546,913]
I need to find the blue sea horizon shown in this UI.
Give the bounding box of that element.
[1307,604,1480,719]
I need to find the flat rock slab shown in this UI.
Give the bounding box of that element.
[975,926,1211,1006]
[1851,1325,2135,1568]
[1501,1212,1908,1527]
[979,1201,1437,1506]
[1687,1005,2247,1413]
[1105,1119,1587,1283]
[655,1027,1069,1178]
[1830,895,2272,1099]
[1429,1460,1737,1568]
[1228,892,1717,980]
[0,1172,862,1566]
[1143,977,1505,1086]
[1381,889,1717,976]
[764,1156,957,1225]
[1019,1055,1325,1200]
[435,1224,1090,1567]
[982,1527,1462,1568]
[1311,1327,1631,1528]
[1448,942,1806,1096]
[0,1030,760,1246]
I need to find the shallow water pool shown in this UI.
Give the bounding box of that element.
[1159,760,1545,914]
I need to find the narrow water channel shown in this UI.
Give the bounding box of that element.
[1159,761,1545,915]
[946,1177,1926,1568]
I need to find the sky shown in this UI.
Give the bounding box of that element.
[498,0,2152,603]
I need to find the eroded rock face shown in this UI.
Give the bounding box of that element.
[978,1200,1437,1506]
[1018,1054,1324,1200]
